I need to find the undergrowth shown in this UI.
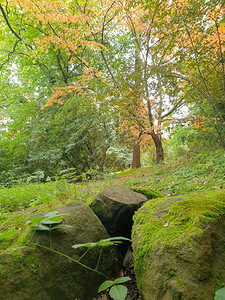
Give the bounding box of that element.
[0,150,224,224]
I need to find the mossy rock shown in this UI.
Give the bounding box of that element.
[0,201,118,300]
[132,190,225,300]
[130,187,162,199]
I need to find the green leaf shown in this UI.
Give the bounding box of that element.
[42,216,63,224]
[114,277,131,284]
[103,237,131,242]
[31,224,50,231]
[72,242,96,249]
[72,237,131,249]
[26,216,46,226]
[96,240,118,247]
[44,211,59,218]
[96,237,131,247]
[109,285,128,300]
[98,280,114,293]
[0,230,19,241]
[52,224,72,229]
[214,287,225,300]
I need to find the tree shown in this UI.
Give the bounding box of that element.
[1,0,223,182]
[138,0,225,149]
[4,0,187,164]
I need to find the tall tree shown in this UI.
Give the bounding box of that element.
[138,0,225,149]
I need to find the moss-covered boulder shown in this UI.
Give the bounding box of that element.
[132,190,225,300]
[0,201,118,300]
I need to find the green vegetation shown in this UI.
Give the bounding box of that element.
[130,187,163,199]
[0,0,224,184]
[215,287,225,300]
[0,181,77,213]
[0,0,224,298]
[0,149,223,254]
[98,276,131,300]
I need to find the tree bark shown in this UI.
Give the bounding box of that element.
[132,143,141,168]
[151,132,164,163]
[131,33,142,169]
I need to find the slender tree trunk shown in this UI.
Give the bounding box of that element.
[131,33,142,168]
[151,132,164,163]
[132,143,141,168]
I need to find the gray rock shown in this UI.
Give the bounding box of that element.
[90,185,147,238]
[0,201,118,300]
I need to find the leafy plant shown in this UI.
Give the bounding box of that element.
[98,276,131,300]
[29,231,130,281]
[27,214,130,281]
[27,211,71,231]
[72,237,130,270]
[27,211,72,248]
[27,170,45,183]
[72,236,130,249]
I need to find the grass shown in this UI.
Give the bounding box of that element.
[0,151,224,241]
[0,151,224,216]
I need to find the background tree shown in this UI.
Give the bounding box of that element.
[0,0,224,185]
[138,0,225,149]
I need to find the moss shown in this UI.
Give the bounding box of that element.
[165,269,186,288]
[0,246,40,294]
[0,197,75,253]
[174,275,185,289]
[214,273,225,290]
[130,187,162,199]
[132,190,225,280]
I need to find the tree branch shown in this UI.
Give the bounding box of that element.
[215,19,225,98]
[161,98,184,120]
[0,4,22,41]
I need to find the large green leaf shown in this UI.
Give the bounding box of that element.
[96,237,130,247]
[72,242,96,249]
[109,285,128,300]
[72,237,130,249]
[114,277,131,284]
[31,224,50,231]
[98,280,114,293]
[42,216,63,225]
[26,216,46,226]
[44,211,59,218]
[214,287,225,300]
[52,224,72,229]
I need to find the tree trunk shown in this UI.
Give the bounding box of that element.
[151,132,164,163]
[132,143,141,168]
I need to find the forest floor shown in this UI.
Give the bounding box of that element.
[75,151,224,207]
[0,152,224,299]
[1,150,224,216]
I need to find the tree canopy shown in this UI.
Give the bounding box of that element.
[0,0,224,185]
